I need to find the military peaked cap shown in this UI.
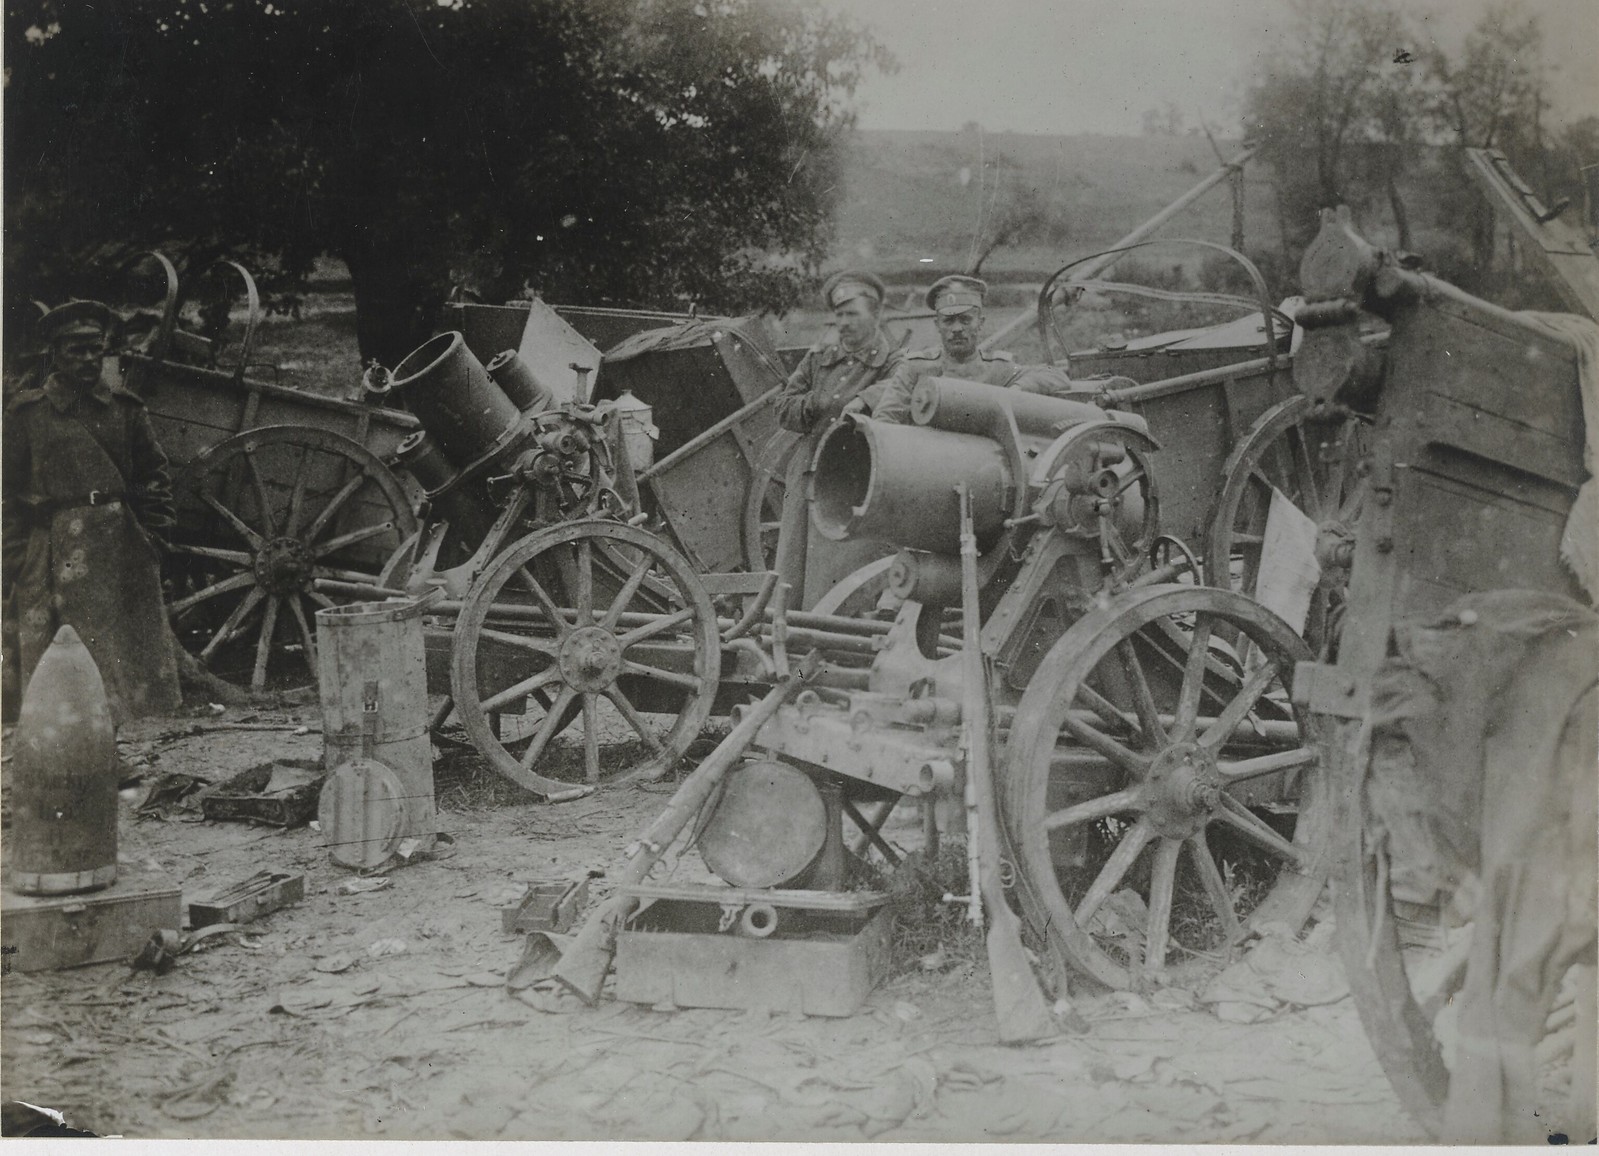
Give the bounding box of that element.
[821,270,886,309]
[37,299,117,343]
[926,275,987,315]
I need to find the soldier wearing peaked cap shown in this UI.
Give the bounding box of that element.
[765,270,905,608]
[3,299,182,722]
[873,273,1076,423]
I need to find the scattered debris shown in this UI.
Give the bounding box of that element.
[201,760,325,827]
[366,938,408,959]
[336,877,392,896]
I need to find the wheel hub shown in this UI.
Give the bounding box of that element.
[1144,741,1223,837]
[253,536,314,595]
[558,625,623,692]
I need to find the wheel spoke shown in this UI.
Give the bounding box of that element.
[1198,657,1280,751]
[1171,615,1214,739]
[312,520,394,560]
[480,666,563,714]
[575,538,594,619]
[604,686,665,755]
[617,606,695,649]
[1217,746,1318,782]
[519,685,577,770]
[282,443,313,536]
[582,692,600,782]
[251,595,282,691]
[199,493,265,549]
[1187,829,1242,946]
[288,595,318,673]
[172,543,256,566]
[1290,426,1321,520]
[512,566,574,639]
[1117,639,1167,747]
[1077,683,1137,734]
[169,571,255,615]
[243,449,278,536]
[199,587,264,660]
[307,590,337,610]
[600,553,655,631]
[1142,837,1182,977]
[1061,710,1150,774]
[302,473,365,543]
[475,626,560,657]
[1043,786,1142,832]
[621,660,702,692]
[1112,466,1146,497]
[1214,797,1306,866]
[1077,816,1153,924]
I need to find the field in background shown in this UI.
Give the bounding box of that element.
[256,127,1449,387]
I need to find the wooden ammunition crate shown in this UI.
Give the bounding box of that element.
[613,883,891,1017]
[2,861,181,973]
[188,871,304,929]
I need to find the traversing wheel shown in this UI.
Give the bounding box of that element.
[1004,585,1328,991]
[168,425,419,693]
[1205,396,1368,655]
[451,519,721,794]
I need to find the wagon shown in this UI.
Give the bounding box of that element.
[110,255,423,694]
[1284,208,1596,1141]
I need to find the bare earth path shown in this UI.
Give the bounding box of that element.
[1,712,1423,1143]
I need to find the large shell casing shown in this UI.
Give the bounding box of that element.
[9,625,119,895]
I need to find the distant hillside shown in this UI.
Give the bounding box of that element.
[829,129,1277,282]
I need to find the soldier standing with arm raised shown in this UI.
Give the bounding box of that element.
[2,301,182,723]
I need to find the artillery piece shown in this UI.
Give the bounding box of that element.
[719,377,1330,991]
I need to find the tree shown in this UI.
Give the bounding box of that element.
[1241,0,1419,261]
[1424,1,1550,269]
[967,180,1067,277]
[4,0,891,367]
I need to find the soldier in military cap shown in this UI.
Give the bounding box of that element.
[3,300,182,721]
[773,270,903,431]
[766,270,905,607]
[873,274,1073,422]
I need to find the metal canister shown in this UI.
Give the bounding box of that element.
[315,594,439,867]
[9,625,119,895]
[608,388,657,474]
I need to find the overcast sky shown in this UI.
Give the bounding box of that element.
[817,0,1597,136]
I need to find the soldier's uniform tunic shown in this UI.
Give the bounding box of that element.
[2,373,182,721]
[770,328,904,606]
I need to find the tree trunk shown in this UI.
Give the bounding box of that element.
[1385,169,1413,253]
[342,233,452,370]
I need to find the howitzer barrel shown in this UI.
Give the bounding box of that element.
[810,417,1012,555]
[390,332,521,467]
[911,376,1105,437]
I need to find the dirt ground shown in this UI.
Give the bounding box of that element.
[1,704,1425,1144]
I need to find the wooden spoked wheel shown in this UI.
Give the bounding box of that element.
[451,519,721,795]
[168,425,419,693]
[1205,396,1368,655]
[1331,689,1598,1142]
[1004,585,1329,991]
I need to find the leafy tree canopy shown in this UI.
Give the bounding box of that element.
[4,0,892,363]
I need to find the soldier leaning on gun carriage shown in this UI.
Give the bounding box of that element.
[771,271,906,605]
[872,273,1076,423]
[2,300,183,724]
